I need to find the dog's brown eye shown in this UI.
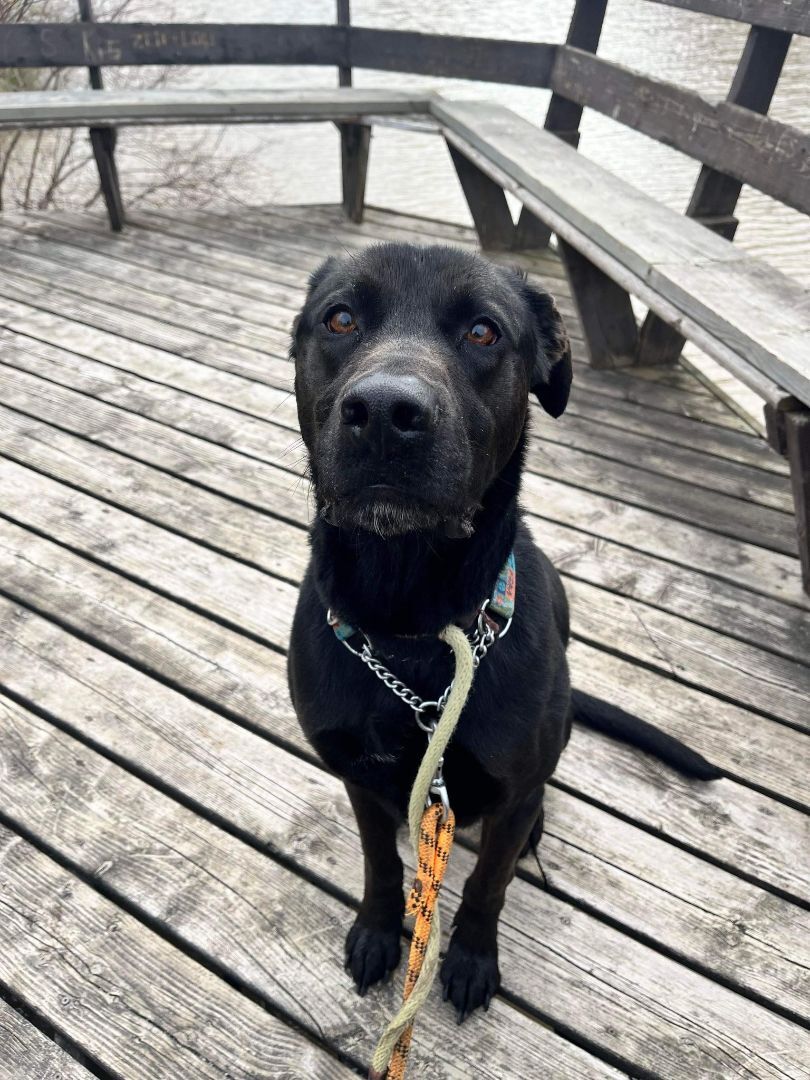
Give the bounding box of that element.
[465,320,499,346]
[326,307,357,334]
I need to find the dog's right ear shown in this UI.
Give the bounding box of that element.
[290,256,339,359]
[523,280,573,419]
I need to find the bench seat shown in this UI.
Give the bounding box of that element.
[432,98,810,412]
[0,87,434,129]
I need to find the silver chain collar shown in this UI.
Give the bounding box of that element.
[328,601,511,815]
[330,599,512,729]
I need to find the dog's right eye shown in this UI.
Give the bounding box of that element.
[325,307,357,334]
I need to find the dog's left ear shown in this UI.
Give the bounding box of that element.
[523,281,572,419]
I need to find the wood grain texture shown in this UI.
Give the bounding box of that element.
[2,361,806,668]
[549,46,810,214]
[0,999,94,1080]
[1,463,808,892]
[0,86,433,128]
[0,703,609,1080]
[0,406,806,736]
[0,617,808,1077]
[1,203,808,1074]
[0,519,807,1023]
[0,23,343,68]
[432,99,810,406]
[0,825,353,1080]
[643,0,810,36]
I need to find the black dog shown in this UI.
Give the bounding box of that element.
[288,243,718,1022]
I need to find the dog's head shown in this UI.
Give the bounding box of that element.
[291,243,571,538]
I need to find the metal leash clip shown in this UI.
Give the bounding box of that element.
[426,756,451,821]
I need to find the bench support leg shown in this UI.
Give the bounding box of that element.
[89,126,124,232]
[512,207,553,251]
[637,215,737,365]
[558,240,639,369]
[340,123,371,224]
[785,408,810,595]
[446,142,514,251]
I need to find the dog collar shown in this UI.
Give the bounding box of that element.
[327,551,516,643]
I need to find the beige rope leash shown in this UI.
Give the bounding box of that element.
[368,623,475,1080]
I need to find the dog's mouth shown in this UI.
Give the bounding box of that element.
[321,485,477,539]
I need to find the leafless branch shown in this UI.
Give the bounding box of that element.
[1,0,250,214]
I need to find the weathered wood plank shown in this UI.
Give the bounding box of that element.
[2,340,803,616]
[638,24,792,365]
[446,143,515,250]
[557,237,639,368]
[786,408,810,591]
[3,361,805,665]
[0,253,296,371]
[556,721,810,903]
[1,454,808,815]
[0,220,299,327]
[567,385,787,476]
[549,46,810,215]
[643,0,810,36]
[544,411,792,509]
[1,518,808,1023]
[348,28,555,84]
[0,322,769,545]
[432,100,810,407]
[0,307,778,553]
[0,608,808,1076]
[0,86,433,128]
[0,458,298,650]
[515,0,609,249]
[523,471,807,609]
[0,699,604,1080]
[0,23,343,68]
[1,404,806,732]
[0,824,353,1079]
[525,436,797,555]
[0,999,94,1080]
[0,338,302,468]
[0,403,308,581]
[12,209,305,305]
[0,361,311,525]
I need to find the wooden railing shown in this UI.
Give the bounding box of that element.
[1,0,808,349]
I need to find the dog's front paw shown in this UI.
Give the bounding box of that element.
[345,918,402,996]
[440,934,500,1023]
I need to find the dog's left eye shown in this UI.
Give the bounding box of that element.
[325,307,358,334]
[465,320,499,346]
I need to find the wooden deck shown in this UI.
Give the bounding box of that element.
[0,203,808,1080]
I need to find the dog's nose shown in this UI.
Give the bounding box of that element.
[340,374,437,450]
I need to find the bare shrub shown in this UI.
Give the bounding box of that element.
[0,0,254,212]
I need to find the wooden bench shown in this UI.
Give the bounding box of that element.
[2,0,808,591]
[431,96,810,590]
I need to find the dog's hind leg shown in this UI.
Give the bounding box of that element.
[441,788,544,1022]
[519,797,545,860]
[344,781,405,996]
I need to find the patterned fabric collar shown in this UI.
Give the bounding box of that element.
[328,551,516,643]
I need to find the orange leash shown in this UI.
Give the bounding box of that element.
[379,803,456,1080]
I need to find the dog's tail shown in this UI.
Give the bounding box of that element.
[571,689,721,780]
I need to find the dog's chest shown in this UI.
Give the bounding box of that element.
[313,690,504,824]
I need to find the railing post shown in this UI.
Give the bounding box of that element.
[637,24,792,364]
[336,0,370,223]
[513,0,609,250]
[78,0,125,232]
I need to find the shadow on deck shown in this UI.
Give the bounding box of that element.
[0,204,808,1080]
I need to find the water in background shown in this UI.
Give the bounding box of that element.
[131,0,810,283]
